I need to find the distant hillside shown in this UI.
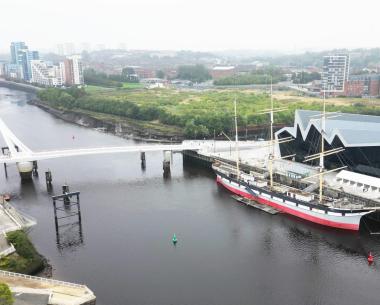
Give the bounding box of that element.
[233,48,380,70]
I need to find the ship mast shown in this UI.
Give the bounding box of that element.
[319,89,326,203]
[234,94,240,178]
[269,78,274,189]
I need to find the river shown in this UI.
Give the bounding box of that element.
[0,87,380,305]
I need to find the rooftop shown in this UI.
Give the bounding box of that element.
[212,66,235,71]
[276,109,380,147]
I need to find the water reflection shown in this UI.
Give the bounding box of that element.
[2,87,380,305]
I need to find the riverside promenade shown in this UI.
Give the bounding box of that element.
[0,270,96,305]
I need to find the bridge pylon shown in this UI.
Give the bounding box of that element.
[0,118,35,179]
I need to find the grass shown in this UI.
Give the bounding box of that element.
[0,230,45,275]
[84,86,380,125]
[122,82,144,89]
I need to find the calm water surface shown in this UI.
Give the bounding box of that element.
[0,87,380,305]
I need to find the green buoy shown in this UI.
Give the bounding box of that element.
[172,233,178,245]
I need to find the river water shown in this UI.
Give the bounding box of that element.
[0,87,380,305]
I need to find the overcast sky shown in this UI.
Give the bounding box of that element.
[2,0,380,53]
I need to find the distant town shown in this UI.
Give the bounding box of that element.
[1,41,380,98]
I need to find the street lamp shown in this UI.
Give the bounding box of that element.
[219,131,233,156]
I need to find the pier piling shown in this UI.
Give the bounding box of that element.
[45,170,52,189]
[163,151,171,177]
[52,189,83,249]
[1,147,8,178]
[32,161,38,177]
[62,185,70,205]
[140,151,146,169]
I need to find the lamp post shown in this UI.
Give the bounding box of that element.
[219,131,233,156]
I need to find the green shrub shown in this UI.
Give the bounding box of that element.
[3,231,44,275]
[0,283,13,305]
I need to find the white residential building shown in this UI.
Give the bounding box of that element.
[30,60,62,87]
[69,55,84,85]
[322,54,350,92]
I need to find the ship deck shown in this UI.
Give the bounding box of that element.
[208,141,380,209]
[231,195,280,215]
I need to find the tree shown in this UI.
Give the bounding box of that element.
[122,67,139,83]
[0,283,13,305]
[83,69,123,87]
[291,71,321,84]
[156,70,165,79]
[177,65,211,83]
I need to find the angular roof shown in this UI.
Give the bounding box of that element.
[276,109,380,147]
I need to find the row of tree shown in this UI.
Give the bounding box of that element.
[214,68,287,86]
[291,71,321,84]
[83,69,124,87]
[176,64,211,83]
[37,88,256,138]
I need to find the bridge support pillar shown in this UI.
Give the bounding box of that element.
[163,151,171,177]
[17,161,33,180]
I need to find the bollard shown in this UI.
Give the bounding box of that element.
[62,185,70,205]
[45,170,52,189]
[32,161,38,177]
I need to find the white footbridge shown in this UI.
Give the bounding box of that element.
[0,118,257,173]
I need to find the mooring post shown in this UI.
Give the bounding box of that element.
[62,185,70,205]
[53,198,59,233]
[32,161,38,177]
[140,151,146,162]
[76,193,82,224]
[3,163,7,178]
[163,150,171,177]
[45,170,52,189]
[140,151,146,169]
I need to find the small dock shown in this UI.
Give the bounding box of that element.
[231,195,280,215]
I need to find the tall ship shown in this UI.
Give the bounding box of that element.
[212,86,379,231]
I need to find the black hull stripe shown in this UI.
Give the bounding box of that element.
[215,170,373,214]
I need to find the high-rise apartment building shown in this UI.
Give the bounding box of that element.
[322,54,350,92]
[8,42,39,81]
[60,55,84,86]
[10,42,27,64]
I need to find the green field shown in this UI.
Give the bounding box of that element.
[122,82,144,89]
[37,86,380,138]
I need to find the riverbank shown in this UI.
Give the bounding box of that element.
[0,230,48,276]
[0,79,40,94]
[28,99,184,143]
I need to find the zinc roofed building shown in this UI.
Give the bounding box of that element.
[276,109,380,177]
